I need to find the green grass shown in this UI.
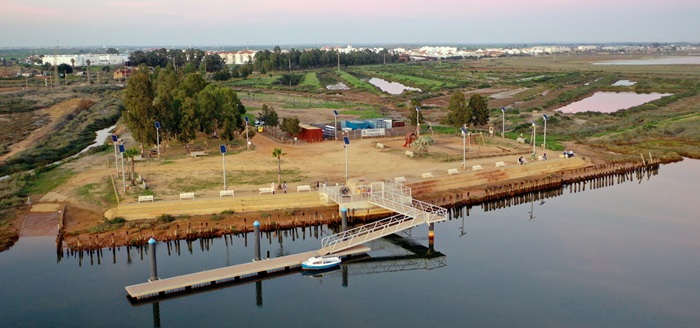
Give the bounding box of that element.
[25,168,75,195]
[343,108,383,119]
[337,70,381,94]
[299,72,321,89]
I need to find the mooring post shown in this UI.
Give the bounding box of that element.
[341,208,348,232]
[253,220,261,261]
[428,222,435,253]
[148,238,159,282]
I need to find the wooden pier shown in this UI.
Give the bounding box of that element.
[125,245,370,301]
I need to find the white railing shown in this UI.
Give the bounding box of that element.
[320,213,417,254]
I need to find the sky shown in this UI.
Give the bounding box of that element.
[1,0,699,48]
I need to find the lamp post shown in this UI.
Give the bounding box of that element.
[333,110,338,141]
[111,135,119,178]
[460,126,468,169]
[154,121,161,159]
[542,114,549,150]
[500,106,506,138]
[343,136,350,182]
[531,120,538,159]
[244,116,250,150]
[220,145,227,190]
[415,106,421,136]
[118,144,126,193]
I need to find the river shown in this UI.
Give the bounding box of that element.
[1,159,699,327]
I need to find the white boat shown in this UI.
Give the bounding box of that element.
[301,256,341,270]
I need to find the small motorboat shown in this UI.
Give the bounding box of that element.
[301,256,341,270]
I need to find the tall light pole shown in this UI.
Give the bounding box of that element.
[460,126,468,169]
[155,121,161,159]
[220,145,227,190]
[111,135,119,178]
[118,144,126,193]
[333,110,339,141]
[415,106,421,136]
[531,120,538,159]
[244,116,250,150]
[542,114,549,150]
[343,136,350,182]
[500,106,506,138]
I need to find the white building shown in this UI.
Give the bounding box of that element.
[216,50,257,65]
[41,54,129,67]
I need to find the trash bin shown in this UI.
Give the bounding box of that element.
[257,126,263,133]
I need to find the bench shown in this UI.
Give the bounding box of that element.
[472,165,483,171]
[133,154,145,162]
[394,177,407,183]
[422,172,434,179]
[179,192,195,200]
[495,161,506,168]
[538,155,545,161]
[376,143,385,149]
[448,168,459,175]
[190,151,207,157]
[297,185,311,192]
[138,195,154,203]
[259,187,274,195]
[405,150,414,158]
[219,190,234,197]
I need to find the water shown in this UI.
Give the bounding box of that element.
[366,77,421,94]
[594,56,700,65]
[79,124,116,154]
[1,160,699,327]
[556,91,672,114]
[611,80,636,86]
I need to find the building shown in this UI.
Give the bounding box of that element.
[296,124,323,142]
[215,50,257,65]
[40,54,129,67]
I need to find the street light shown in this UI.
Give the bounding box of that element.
[500,106,506,138]
[531,120,538,159]
[244,116,250,150]
[220,145,227,190]
[333,110,339,141]
[460,126,468,169]
[415,106,421,136]
[111,135,119,178]
[155,121,161,159]
[542,114,549,150]
[343,136,350,182]
[118,144,126,193]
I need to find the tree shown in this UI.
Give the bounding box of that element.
[411,136,434,152]
[106,48,119,54]
[468,94,489,126]
[444,91,470,126]
[70,58,75,70]
[123,64,156,148]
[86,59,91,84]
[57,63,73,75]
[201,54,225,73]
[124,147,140,182]
[257,104,279,127]
[272,148,286,187]
[280,117,301,137]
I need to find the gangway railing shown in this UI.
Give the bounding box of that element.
[368,192,446,224]
[320,213,418,255]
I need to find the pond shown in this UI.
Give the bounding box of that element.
[611,80,636,86]
[594,56,700,65]
[1,159,699,327]
[366,77,421,94]
[556,92,672,114]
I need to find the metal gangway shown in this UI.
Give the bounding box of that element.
[319,180,447,255]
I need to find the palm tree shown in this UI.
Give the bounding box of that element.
[272,148,285,187]
[86,59,91,84]
[124,147,140,182]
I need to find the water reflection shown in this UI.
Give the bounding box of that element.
[366,77,421,94]
[556,91,672,113]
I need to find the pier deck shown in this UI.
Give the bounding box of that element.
[125,245,370,300]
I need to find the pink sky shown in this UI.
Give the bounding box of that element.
[1,0,698,46]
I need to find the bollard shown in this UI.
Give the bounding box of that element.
[148,238,159,282]
[341,208,348,232]
[253,221,261,261]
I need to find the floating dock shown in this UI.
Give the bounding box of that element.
[125,245,370,301]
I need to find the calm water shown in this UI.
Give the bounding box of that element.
[367,77,421,94]
[1,160,699,327]
[556,91,672,113]
[594,56,700,65]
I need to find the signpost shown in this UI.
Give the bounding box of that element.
[542,114,549,150]
[220,145,227,190]
[118,144,126,193]
[531,120,538,159]
[155,121,161,159]
[343,136,350,182]
[415,106,421,136]
[501,107,506,138]
[460,126,468,169]
[333,110,339,141]
[244,116,250,150]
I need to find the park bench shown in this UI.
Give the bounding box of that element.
[138,195,154,203]
[190,151,207,157]
[422,172,434,179]
[259,187,274,195]
[297,185,312,192]
[472,165,483,171]
[496,161,506,168]
[405,150,414,158]
[376,143,385,149]
[538,155,546,161]
[179,192,195,200]
[133,155,145,162]
[394,177,407,183]
[219,190,235,197]
[448,168,460,175]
